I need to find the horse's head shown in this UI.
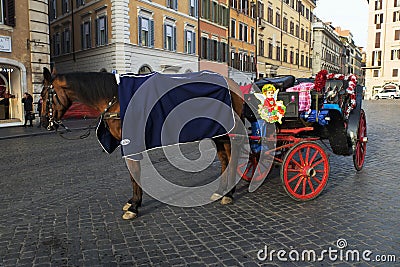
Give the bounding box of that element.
[41,67,72,130]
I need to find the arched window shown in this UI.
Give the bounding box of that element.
[138,65,152,74]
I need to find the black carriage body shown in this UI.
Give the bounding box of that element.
[242,79,365,157]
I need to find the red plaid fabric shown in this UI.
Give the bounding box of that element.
[286,82,314,112]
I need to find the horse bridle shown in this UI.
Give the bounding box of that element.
[44,83,70,131]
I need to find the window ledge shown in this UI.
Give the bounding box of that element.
[0,24,13,32]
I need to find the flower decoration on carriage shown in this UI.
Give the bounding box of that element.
[314,69,358,119]
[254,84,286,124]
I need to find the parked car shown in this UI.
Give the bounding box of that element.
[373,89,400,99]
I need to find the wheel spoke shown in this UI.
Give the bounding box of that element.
[290,157,302,169]
[293,176,303,192]
[310,157,325,169]
[307,178,315,193]
[309,150,319,165]
[298,149,305,166]
[288,173,302,183]
[302,178,306,195]
[312,176,322,184]
[305,147,310,164]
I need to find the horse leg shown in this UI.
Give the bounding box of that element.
[122,160,142,220]
[211,139,237,205]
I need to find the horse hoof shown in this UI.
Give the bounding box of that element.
[122,202,132,211]
[210,193,223,201]
[122,210,137,220]
[221,196,233,205]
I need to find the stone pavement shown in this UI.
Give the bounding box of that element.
[0,100,399,266]
[0,119,98,140]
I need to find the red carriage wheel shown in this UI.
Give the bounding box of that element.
[237,153,269,182]
[281,142,329,201]
[353,109,367,171]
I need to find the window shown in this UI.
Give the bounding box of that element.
[202,0,210,19]
[49,0,57,21]
[283,17,288,32]
[81,21,91,49]
[250,27,255,44]
[276,46,281,61]
[375,0,382,10]
[290,21,294,35]
[231,19,236,38]
[1,0,15,26]
[221,6,229,26]
[76,0,85,7]
[396,0,400,7]
[268,43,273,58]
[275,12,281,28]
[395,30,400,40]
[375,32,381,48]
[393,11,400,22]
[301,28,304,40]
[62,28,71,54]
[301,54,304,66]
[185,30,196,54]
[243,24,248,42]
[393,69,398,77]
[201,37,208,59]
[258,39,264,56]
[373,70,379,77]
[296,51,299,65]
[189,0,198,17]
[53,33,60,56]
[283,48,288,62]
[167,0,178,10]
[62,0,69,14]
[372,50,382,66]
[267,5,273,24]
[290,50,294,64]
[138,65,152,74]
[295,24,299,37]
[239,23,243,41]
[96,16,108,46]
[211,1,218,22]
[138,16,154,47]
[391,49,400,60]
[164,24,176,51]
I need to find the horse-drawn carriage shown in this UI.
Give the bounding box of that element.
[235,70,367,201]
[41,67,367,219]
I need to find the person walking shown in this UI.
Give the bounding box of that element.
[22,92,33,127]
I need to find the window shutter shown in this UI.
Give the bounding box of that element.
[88,22,92,48]
[184,30,187,53]
[105,16,108,44]
[150,20,154,47]
[81,24,84,49]
[164,24,167,49]
[138,16,142,45]
[207,39,211,60]
[173,26,177,51]
[174,0,178,10]
[95,18,99,46]
[5,0,16,27]
[192,32,196,55]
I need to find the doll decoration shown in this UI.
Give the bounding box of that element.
[254,84,286,124]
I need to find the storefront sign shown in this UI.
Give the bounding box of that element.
[0,36,12,53]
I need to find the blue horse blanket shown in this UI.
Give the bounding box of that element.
[96,71,235,159]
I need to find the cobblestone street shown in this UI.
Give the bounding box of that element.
[0,100,399,266]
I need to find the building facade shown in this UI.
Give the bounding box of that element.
[50,0,199,75]
[365,0,400,99]
[198,0,229,76]
[228,0,257,85]
[257,0,315,78]
[0,0,50,127]
[311,20,343,75]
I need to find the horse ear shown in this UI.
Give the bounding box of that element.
[51,66,58,76]
[43,67,52,82]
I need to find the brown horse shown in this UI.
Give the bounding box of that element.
[41,67,244,219]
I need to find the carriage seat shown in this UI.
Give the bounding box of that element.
[254,75,295,91]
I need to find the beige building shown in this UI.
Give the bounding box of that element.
[365,0,400,99]
[312,20,343,75]
[0,0,50,127]
[257,0,315,78]
[50,0,199,74]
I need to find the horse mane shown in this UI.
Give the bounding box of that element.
[59,72,118,106]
